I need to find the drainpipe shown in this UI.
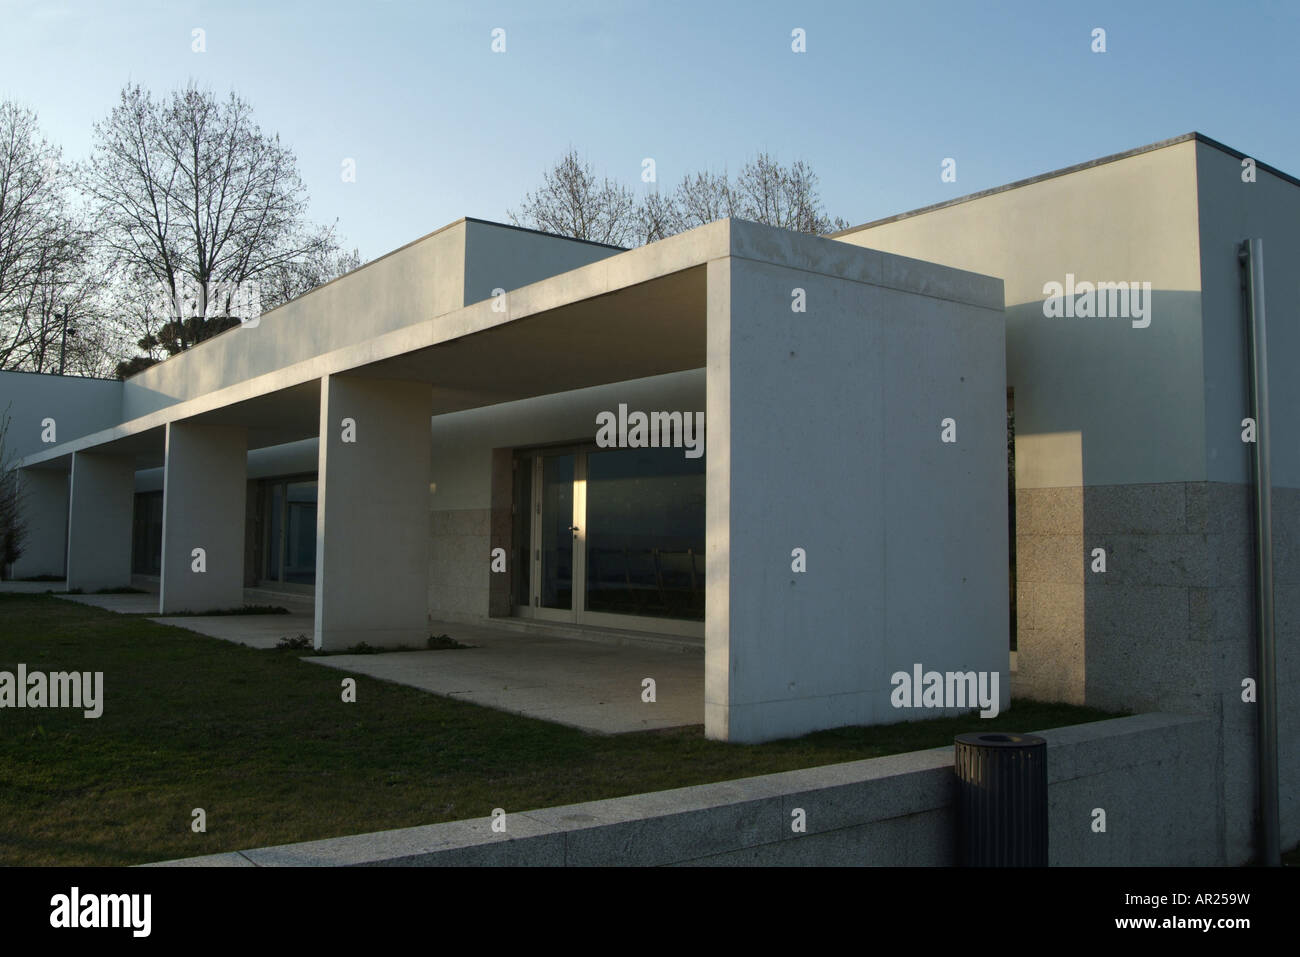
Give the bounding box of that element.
[1239,238,1279,867]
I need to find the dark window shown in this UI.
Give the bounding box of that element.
[131,491,163,575]
[584,447,705,622]
[262,476,317,585]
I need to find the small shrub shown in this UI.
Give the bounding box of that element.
[275,633,312,650]
[427,633,469,650]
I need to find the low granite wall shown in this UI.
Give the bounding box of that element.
[150,713,1220,867]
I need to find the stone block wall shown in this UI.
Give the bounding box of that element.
[427,508,491,623]
[1014,479,1300,862]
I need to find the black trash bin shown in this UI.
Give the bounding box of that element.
[954,732,1048,866]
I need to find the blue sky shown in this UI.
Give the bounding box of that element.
[3,0,1296,259]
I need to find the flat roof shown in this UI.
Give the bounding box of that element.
[19,219,1002,471]
[832,132,1300,237]
[463,216,627,251]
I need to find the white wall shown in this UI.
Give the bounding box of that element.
[120,220,624,422]
[0,370,123,460]
[462,219,621,307]
[709,224,1008,743]
[835,139,1206,488]
[1196,141,1300,489]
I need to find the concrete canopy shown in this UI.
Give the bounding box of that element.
[351,267,707,409]
[19,223,724,469]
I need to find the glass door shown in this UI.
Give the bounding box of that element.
[531,450,578,621]
[518,444,704,638]
[283,480,318,584]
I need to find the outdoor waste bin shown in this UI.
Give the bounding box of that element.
[954,732,1048,866]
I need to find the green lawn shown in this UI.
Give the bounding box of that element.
[0,592,1121,866]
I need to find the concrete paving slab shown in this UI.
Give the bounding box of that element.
[46,580,311,625]
[59,593,159,614]
[148,612,315,649]
[304,626,704,734]
[40,581,314,646]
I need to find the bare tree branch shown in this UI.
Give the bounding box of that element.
[508,149,637,247]
[514,150,846,248]
[83,83,355,377]
[0,102,94,374]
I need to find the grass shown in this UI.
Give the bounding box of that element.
[0,592,1122,866]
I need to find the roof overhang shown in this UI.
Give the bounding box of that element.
[20,221,726,470]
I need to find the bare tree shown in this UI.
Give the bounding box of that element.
[0,102,94,373]
[83,83,354,377]
[515,151,847,248]
[731,153,848,235]
[634,189,683,245]
[14,222,103,375]
[93,262,167,372]
[673,169,735,230]
[509,149,637,247]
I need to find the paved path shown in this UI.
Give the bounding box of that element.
[60,593,160,614]
[306,621,703,734]
[39,590,313,647]
[9,583,703,734]
[149,611,316,648]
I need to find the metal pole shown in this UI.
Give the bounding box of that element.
[1239,238,1279,867]
[57,308,69,375]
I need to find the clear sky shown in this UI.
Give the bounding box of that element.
[3,0,1296,260]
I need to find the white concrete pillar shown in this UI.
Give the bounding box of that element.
[315,374,433,650]
[160,422,248,614]
[705,236,1008,744]
[66,451,134,592]
[11,468,69,579]
[704,257,734,742]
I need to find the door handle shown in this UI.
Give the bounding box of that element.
[568,525,580,532]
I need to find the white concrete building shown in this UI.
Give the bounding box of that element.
[2,136,1296,868]
[2,216,1008,745]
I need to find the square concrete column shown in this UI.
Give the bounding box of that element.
[11,468,69,579]
[315,374,433,650]
[704,257,734,742]
[705,234,1007,744]
[67,451,134,592]
[159,422,248,614]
